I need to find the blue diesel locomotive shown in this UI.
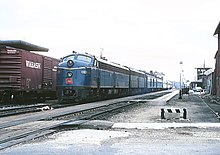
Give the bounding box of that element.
[56,52,164,102]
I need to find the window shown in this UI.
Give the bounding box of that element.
[62,55,75,62]
[94,59,99,67]
[77,55,92,63]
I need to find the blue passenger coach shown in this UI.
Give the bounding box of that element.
[56,52,165,102]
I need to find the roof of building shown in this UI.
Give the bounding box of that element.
[204,68,213,76]
[214,21,220,35]
[0,40,49,52]
[190,79,203,83]
[195,67,212,70]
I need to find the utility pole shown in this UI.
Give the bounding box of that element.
[179,61,183,99]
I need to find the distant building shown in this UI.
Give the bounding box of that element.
[189,80,202,90]
[213,21,220,95]
[195,66,212,81]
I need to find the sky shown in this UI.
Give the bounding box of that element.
[0,0,219,82]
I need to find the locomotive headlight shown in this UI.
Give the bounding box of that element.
[67,72,73,77]
[67,60,74,67]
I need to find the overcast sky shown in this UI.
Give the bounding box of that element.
[0,0,219,81]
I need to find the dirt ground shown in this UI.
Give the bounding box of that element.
[107,93,220,123]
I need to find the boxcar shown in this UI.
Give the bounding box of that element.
[0,40,59,102]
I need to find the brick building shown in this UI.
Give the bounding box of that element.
[213,21,220,95]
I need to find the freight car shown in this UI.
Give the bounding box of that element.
[0,40,59,102]
[56,51,165,102]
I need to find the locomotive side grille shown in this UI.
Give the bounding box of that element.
[43,57,53,89]
[0,51,22,90]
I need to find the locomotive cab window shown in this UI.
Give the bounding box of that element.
[62,55,75,62]
[94,59,99,68]
[76,55,92,63]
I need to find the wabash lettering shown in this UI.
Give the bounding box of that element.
[26,60,41,69]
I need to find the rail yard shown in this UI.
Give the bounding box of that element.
[1,0,220,154]
[1,38,220,154]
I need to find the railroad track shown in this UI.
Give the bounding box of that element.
[0,91,170,118]
[0,90,175,150]
[200,95,220,119]
[0,101,140,150]
[0,104,51,117]
[0,101,76,118]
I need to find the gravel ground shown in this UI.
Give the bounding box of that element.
[107,94,219,123]
[2,93,220,155]
[202,95,220,115]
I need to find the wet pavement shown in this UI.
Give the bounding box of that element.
[1,93,220,155]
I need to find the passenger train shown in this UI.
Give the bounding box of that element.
[56,52,166,102]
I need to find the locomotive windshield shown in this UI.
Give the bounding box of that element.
[62,54,92,63]
[62,55,75,62]
[76,55,92,63]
